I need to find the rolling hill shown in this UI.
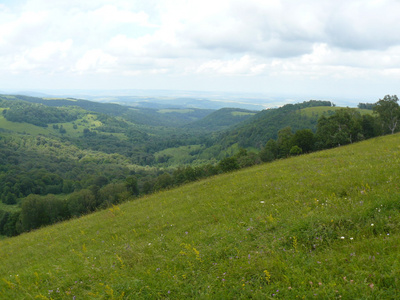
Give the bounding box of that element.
[215,100,372,149]
[0,133,399,299]
[184,108,257,132]
[0,94,215,127]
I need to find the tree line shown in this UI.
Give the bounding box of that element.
[0,157,252,236]
[0,100,82,127]
[259,95,399,160]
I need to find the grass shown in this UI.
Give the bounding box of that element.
[0,134,400,298]
[0,110,124,140]
[0,203,19,213]
[0,110,50,136]
[0,110,103,139]
[155,145,209,167]
[231,111,257,116]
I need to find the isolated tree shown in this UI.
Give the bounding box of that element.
[373,95,400,134]
[289,145,302,156]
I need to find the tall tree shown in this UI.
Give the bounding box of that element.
[277,127,294,158]
[373,95,400,134]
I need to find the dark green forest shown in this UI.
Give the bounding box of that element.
[0,94,398,237]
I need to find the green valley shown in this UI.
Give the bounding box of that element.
[0,94,397,239]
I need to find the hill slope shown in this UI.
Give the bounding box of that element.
[216,101,372,149]
[0,134,399,298]
[185,107,257,131]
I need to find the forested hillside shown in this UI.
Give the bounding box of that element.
[185,108,257,131]
[216,100,335,148]
[0,95,214,127]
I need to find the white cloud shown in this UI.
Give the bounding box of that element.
[197,55,267,76]
[90,5,152,26]
[29,39,73,62]
[326,0,400,50]
[0,10,49,49]
[0,0,399,100]
[74,49,117,73]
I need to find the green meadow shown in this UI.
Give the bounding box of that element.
[0,134,399,299]
[299,106,372,118]
[231,111,257,117]
[0,109,49,136]
[0,109,103,138]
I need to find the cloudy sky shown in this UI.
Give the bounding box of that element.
[1,0,400,103]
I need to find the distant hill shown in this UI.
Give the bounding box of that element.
[0,133,399,298]
[0,94,215,127]
[185,107,257,131]
[215,100,372,149]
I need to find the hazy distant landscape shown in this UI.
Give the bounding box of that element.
[0,88,366,110]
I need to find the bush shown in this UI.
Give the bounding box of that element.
[218,157,240,173]
[289,145,303,156]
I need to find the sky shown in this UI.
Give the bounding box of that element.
[1,0,400,104]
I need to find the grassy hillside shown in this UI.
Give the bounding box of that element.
[1,134,399,298]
